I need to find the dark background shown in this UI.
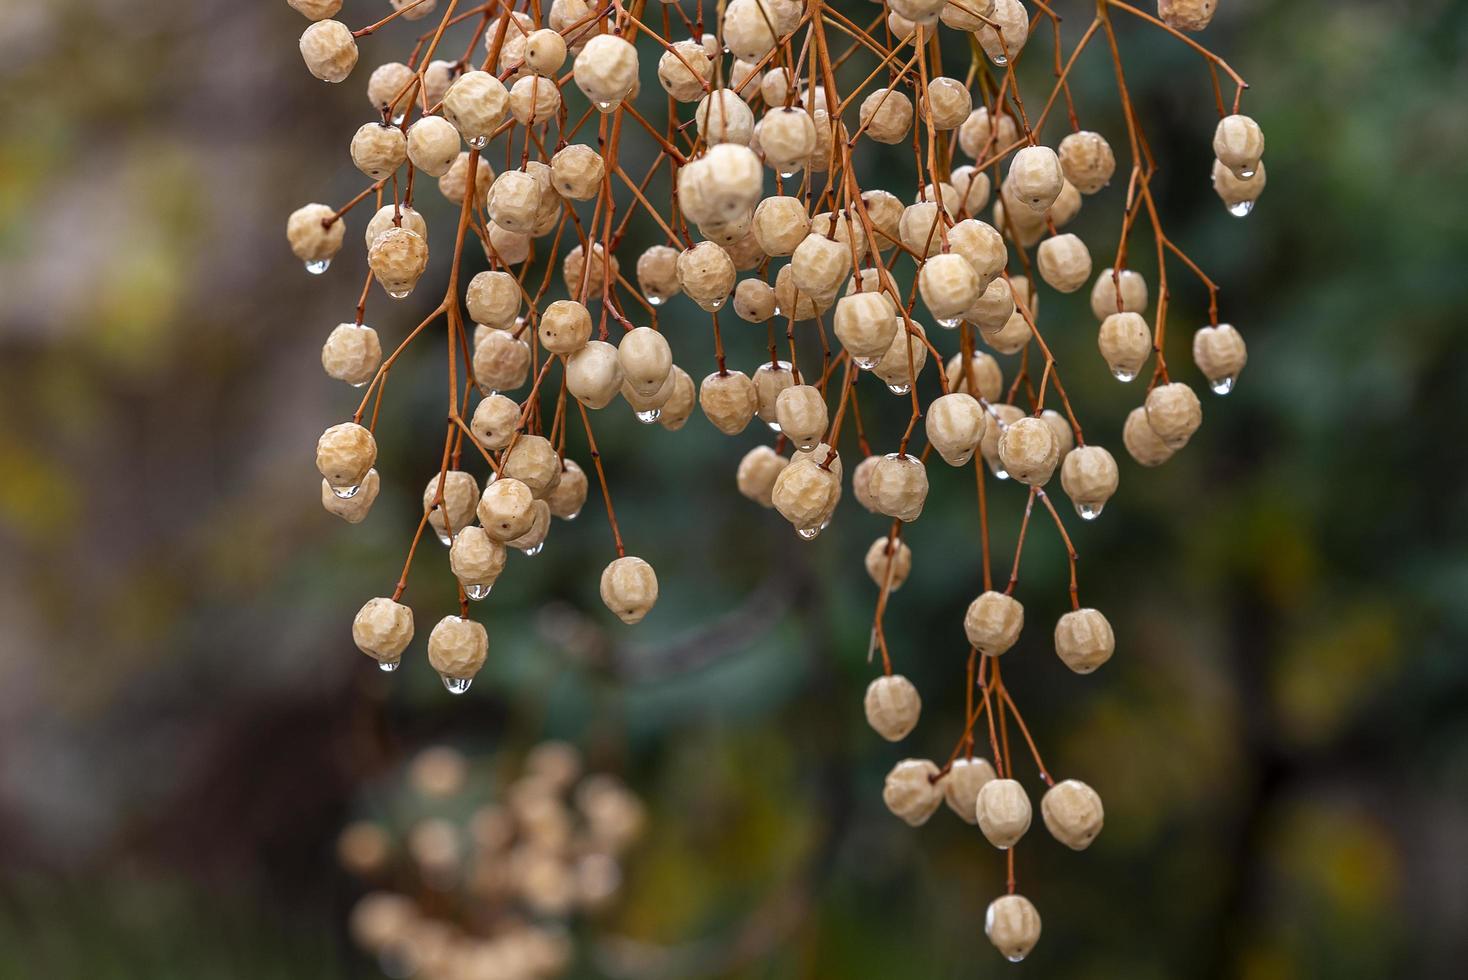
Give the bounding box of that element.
[1,0,1466,976]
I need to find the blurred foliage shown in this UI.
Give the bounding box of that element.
[1,0,1467,978]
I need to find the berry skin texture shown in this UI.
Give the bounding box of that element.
[859,88,914,144]
[503,435,562,498]
[406,116,461,178]
[865,536,912,591]
[882,759,943,826]
[1144,381,1203,449]
[677,242,736,312]
[618,327,674,398]
[466,270,520,329]
[1041,779,1105,850]
[350,123,407,181]
[566,340,623,409]
[1008,144,1063,213]
[545,459,588,519]
[976,777,1031,848]
[477,477,537,541]
[289,0,342,20]
[736,446,789,508]
[964,591,1024,656]
[699,370,759,435]
[428,615,489,680]
[927,392,987,467]
[574,35,639,109]
[352,597,414,666]
[940,757,997,824]
[423,470,480,540]
[979,0,1029,65]
[771,457,841,533]
[966,276,1014,332]
[1193,323,1248,391]
[1098,311,1152,381]
[775,385,828,451]
[316,422,377,488]
[321,323,382,386]
[550,144,604,201]
[1123,405,1176,467]
[538,300,592,356]
[524,28,568,75]
[287,203,345,264]
[997,416,1060,486]
[449,525,507,589]
[733,279,777,323]
[368,226,429,298]
[1055,608,1115,674]
[322,468,380,523]
[1090,267,1149,321]
[474,330,532,394]
[833,292,899,363]
[365,204,427,251]
[1060,445,1119,518]
[1213,114,1265,179]
[299,20,358,83]
[657,368,697,432]
[1058,130,1116,194]
[442,71,510,143]
[864,674,921,741]
[919,253,981,321]
[600,556,658,624]
[1213,157,1268,214]
[1159,0,1217,32]
[944,352,1003,402]
[868,453,929,522]
[1037,233,1092,293]
[985,894,1042,962]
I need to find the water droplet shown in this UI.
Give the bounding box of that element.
[854,355,879,370]
[434,529,453,547]
[521,541,544,557]
[1110,368,1137,382]
[305,258,331,275]
[465,583,493,600]
[378,659,400,673]
[1006,953,1028,963]
[330,483,361,499]
[886,383,911,395]
[389,287,415,299]
[779,169,798,180]
[936,316,960,329]
[992,467,1010,481]
[705,296,727,311]
[635,408,661,424]
[440,674,473,695]
[468,135,488,149]
[561,508,582,521]
[1210,375,1236,395]
[1077,502,1103,521]
[349,379,368,388]
[647,295,664,307]
[992,55,1008,67]
[596,100,614,112]
[1239,167,1256,180]
[796,525,821,541]
[1228,200,1254,218]
[766,419,782,433]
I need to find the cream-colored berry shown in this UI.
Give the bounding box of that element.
[368,225,429,298]
[364,204,426,250]
[722,0,779,63]
[403,115,459,178]
[919,253,982,324]
[1060,445,1118,519]
[503,435,561,498]
[677,242,736,311]
[636,245,682,305]
[488,170,543,235]
[353,597,414,666]
[546,459,588,519]
[538,299,592,356]
[300,20,358,83]
[450,525,508,591]
[789,233,850,300]
[1058,130,1116,194]
[773,385,827,450]
[574,34,639,109]
[1007,144,1063,213]
[986,894,1041,962]
[510,74,561,126]
[966,276,1014,332]
[889,0,944,26]
[944,352,1003,402]
[1042,410,1075,462]
[287,203,345,265]
[1213,157,1267,215]
[696,88,755,146]
[428,615,488,683]
[316,422,377,488]
[883,759,943,827]
[471,332,528,398]
[564,243,620,297]
[944,219,1005,289]
[1098,311,1152,381]
[657,39,712,103]
[322,468,380,523]
[657,367,697,431]
[864,536,913,592]
[1144,381,1202,448]
[979,0,1029,65]
[438,151,493,206]
[441,71,509,144]
[853,455,881,513]
[567,340,624,409]
[470,393,520,450]
[524,28,568,74]
[1037,233,1092,293]
[1041,779,1104,850]
[926,392,987,466]
[477,477,537,541]
[1193,323,1248,393]
[736,445,788,508]
[550,143,604,200]
[1123,405,1175,467]
[868,453,929,522]
[998,416,1060,486]
[618,327,673,398]
[366,61,414,112]
[834,292,899,365]
[752,196,810,256]
[391,0,437,20]
[733,278,777,323]
[949,167,993,218]
[1055,607,1115,674]
[289,0,342,20]
[423,470,480,540]
[600,556,658,624]
[976,777,1031,848]
[924,76,972,131]
[1089,267,1149,320]
[1213,114,1265,179]
[861,189,904,250]
[940,0,995,30]
[979,403,1024,475]
[1159,0,1216,31]
[322,323,382,386]
[793,442,843,482]
[506,499,552,554]
[698,370,757,435]
[810,210,869,264]
[983,308,1033,356]
[864,675,921,741]
[350,123,406,181]
[941,757,997,824]
[898,201,944,259]
[959,106,1019,159]
[872,321,928,392]
[464,271,518,331]
[771,457,840,534]
[752,361,798,426]
[757,106,817,170]
[859,88,913,144]
[964,590,1023,656]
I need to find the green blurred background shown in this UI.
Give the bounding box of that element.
[2,0,1467,976]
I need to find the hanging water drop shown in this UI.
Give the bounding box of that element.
[706,296,727,311]
[766,419,782,433]
[440,674,473,695]
[886,383,911,395]
[1111,368,1137,383]
[1077,503,1103,521]
[305,258,331,275]
[1209,375,1236,395]
[388,288,413,299]
[779,169,799,180]
[1239,167,1256,179]
[434,529,453,547]
[467,135,488,149]
[465,583,492,600]
[521,541,545,557]
[596,100,614,112]
[796,525,822,541]
[992,467,1010,481]
[854,355,879,370]
[378,659,400,673]
[331,483,361,499]
[647,295,664,307]
[992,55,1008,67]
[936,316,960,330]
[635,408,660,424]
[1228,200,1254,218]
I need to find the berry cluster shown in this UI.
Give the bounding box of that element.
[289,0,1263,959]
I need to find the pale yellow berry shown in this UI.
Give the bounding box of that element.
[941,0,996,30]
[1213,157,1267,216]
[1144,381,1202,448]
[1008,144,1063,213]
[503,435,561,498]
[486,221,530,265]
[864,674,921,741]
[729,58,761,98]
[736,445,788,508]
[466,270,520,330]
[979,403,1023,475]
[617,327,674,398]
[943,220,1004,290]
[771,457,840,534]
[977,777,1031,848]
[757,106,817,170]
[657,39,712,103]
[600,556,658,624]
[872,321,928,392]
[440,71,508,145]
[564,243,619,297]
[506,498,552,554]
[636,245,682,305]
[1159,0,1217,31]
[924,76,971,131]
[788,233,849,300]
[1213,114,1265,179]
[423,470,480,541]
[322,468,380,523]
[966,276,1014,332]
[1041,779,1104,850]
[391,0,437,20]
[316,422,377,489]
[1098,312,1152,382]
[677,242,736,311]
[1089,267,1149,321]
[470,393,520,450]
[699,370,758,435]
[368,225,429,298]
[950,166,994,216]
[538,299,592,356]
[834,291,898,365]
[438,151,493,206]
[858,88,913,144]
[510,74,561,126]
[566,340,622,409]
[402,116,458,179]
[366,61,414,112]
[352,597,413,666]
[657,367,697,431]
[550,143,604,200]
[919,254,982,324]
[869,453,929,522]
[752,361,798,426]
[965,591,1023,656]
[546,459,588,519]
[488,170,542,235]
[1037,233,1092,293]
[321,323,382,387]
[300,20,357,83]
[524,28,568,75]
[428,615,488,684]
[771,384,826,451]
[998,416,1060,486]
[793,441,843,482]
[889,0,944,26]
[941,757,997,824]
[363,204,426,251]
[944,352,1003,402]
[350,123,406,181]
[733,278,778,323]
[958,106,1019,159]
[721,0,779,63]
[883,759,943,826]
[861,189,904,251]
[1058,130,1116,194]
[287,203,345,265]
[477,477,537,541]
[865,536,913,592]
[695,89,754,147]
[986,894,1041,962]
[853,455,881,513]
[1193,323,1248,394]
[473,328,531,392]
[979,0,1030,65]
[574,34,639,109]
[290,0,342,20]
[1060,445,1118,520]
[927,392,987,466]
[1123,405,1175,467]
[450,525,508,592]
[1055,607,1115,673]
[983,309,1033,355]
